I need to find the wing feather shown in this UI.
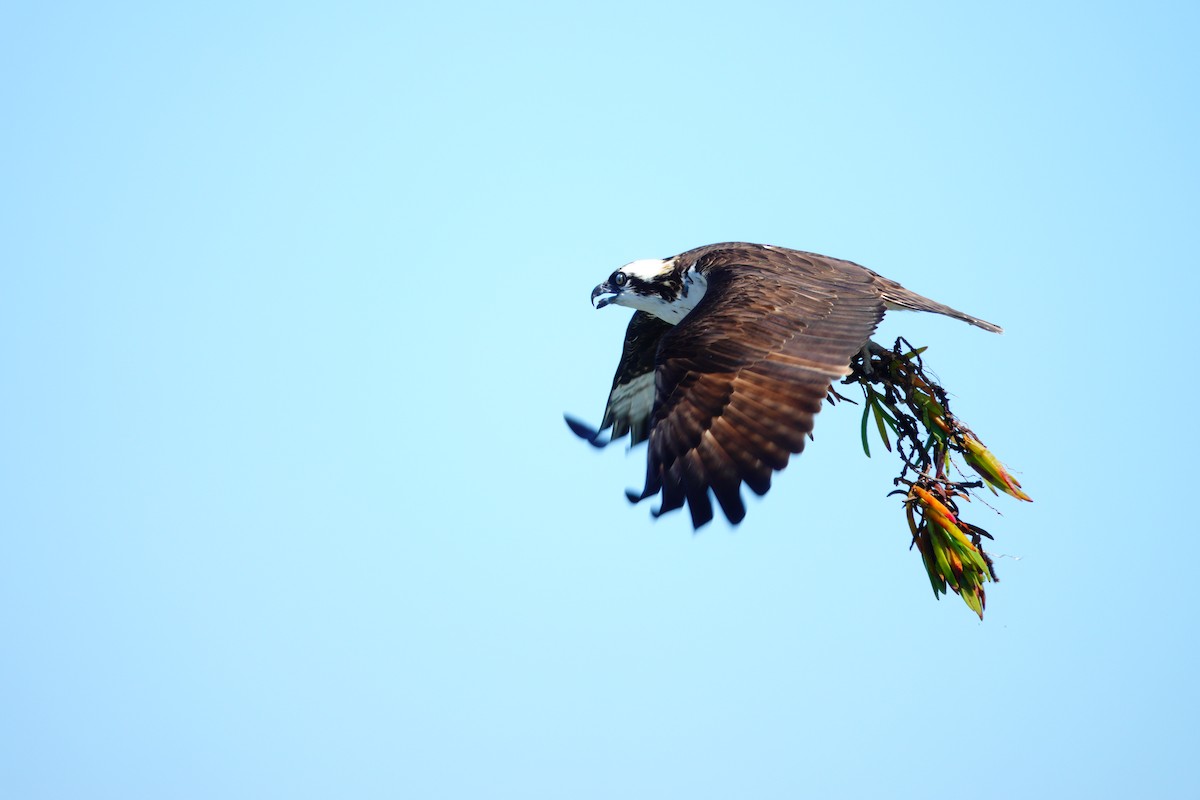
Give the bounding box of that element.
[565,311,671,447]
[634,245,887,527]
[694,431,747,523]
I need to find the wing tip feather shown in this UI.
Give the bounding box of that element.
[564,414,611,448]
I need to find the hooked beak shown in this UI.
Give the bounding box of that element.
[591,282,620,309]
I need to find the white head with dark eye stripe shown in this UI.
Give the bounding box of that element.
[590,257,708,325]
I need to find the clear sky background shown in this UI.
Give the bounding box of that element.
[2,2,1198,798]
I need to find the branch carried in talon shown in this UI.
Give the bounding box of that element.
[844,337,1030,618]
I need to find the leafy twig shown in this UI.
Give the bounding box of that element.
[836,338,1031,618]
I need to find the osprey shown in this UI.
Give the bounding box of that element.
[566,242,1002,529]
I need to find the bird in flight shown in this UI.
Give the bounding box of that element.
[566,242,1002,529]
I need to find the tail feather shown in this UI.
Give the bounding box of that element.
[882,289,1003,334]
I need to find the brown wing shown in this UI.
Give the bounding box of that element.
[565,311,672,448]
[632,246,887,527]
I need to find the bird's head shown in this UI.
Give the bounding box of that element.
[591,257,705,324]
[591,258,674,311]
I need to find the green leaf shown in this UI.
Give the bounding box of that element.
[877,403,900,434]
[872,400,892,452]
[930,526,958,590]
[922,549,946,597]
[961,586,984,618]
[860,399,872,457]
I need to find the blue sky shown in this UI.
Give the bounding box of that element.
[2,2,1198,797]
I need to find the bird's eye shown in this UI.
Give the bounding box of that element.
[613,271,628,287]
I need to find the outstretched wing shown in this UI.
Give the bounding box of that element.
[565,311,673,447]
[633,247,887,527]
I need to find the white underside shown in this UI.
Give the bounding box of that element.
[608,372,656,425]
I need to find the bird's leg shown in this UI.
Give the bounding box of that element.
[859,340,876,376]
[847,340,891,383]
